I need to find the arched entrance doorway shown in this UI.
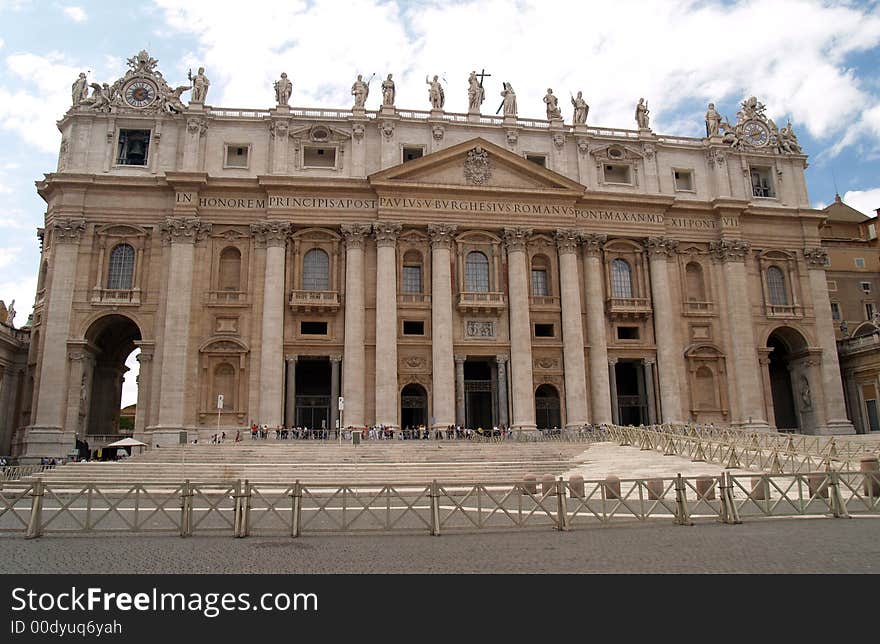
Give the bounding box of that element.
[766,327,809,431]
[83,315,142,443]
[535,384,561,430]
[401,383,428,429]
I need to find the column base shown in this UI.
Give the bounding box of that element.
[511,424,538,440]
[565,422,587,431]
[732,419,772,433]
[815,419,856,436]
[146,425,192,448]
[18,426,76,462]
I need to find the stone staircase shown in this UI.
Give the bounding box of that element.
[31,441,591,485]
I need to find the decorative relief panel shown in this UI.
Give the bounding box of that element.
[465,321,495,338]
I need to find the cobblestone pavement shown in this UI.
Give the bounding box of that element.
[2,517,878,574]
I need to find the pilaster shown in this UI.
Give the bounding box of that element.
[581,233,612,424]
[374,221,402,429]
[428,224,457,429]
[555,229,589,428]
[341,223,372,428]
[503,227,536,434]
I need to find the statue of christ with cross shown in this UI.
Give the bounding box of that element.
[468,68,490,112]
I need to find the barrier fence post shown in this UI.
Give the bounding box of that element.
[240,479,251,538]
[555,477,569,531]
[25,479,44,540]
[290,480,302,538]
[674,474,692,526]
[180,480,193,538]
[718,472,741,525]
[828,469,850,519]
[430,480,441,536]
[233,479,243,538]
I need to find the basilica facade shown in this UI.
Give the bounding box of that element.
[13,52,856,460]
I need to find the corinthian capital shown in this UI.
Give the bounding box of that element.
[250,220,291,247]
[160,217,211,244]
[554,228,580,255]
[803,247,829,268]
[503,227,533,252]
[579,232,607,257]
[340,223,372,249]
[373,221,402,247]
[51,218,86,244]
[428,223,458,249]
[644,236,679,258]
[709,239,751,262]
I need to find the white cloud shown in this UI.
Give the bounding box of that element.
[153,0,880,152]
[843,188,880,217]
[63,5,86,22]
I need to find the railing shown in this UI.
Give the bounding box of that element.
[656,135,704,147]
[0,464,55,482]
[204,290,248,305]
[766,304,803,318]
[4,467,876,538]
[529,295,560,307]
[838,332,880,355]
[397,293,431,305]
[288,290,340,311]
[682,300,714,315]
[91,288,140,305]
[607,297,652,316]
[208,108,271,119]
[458,291,506,312]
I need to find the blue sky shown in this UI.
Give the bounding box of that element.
[1,0,880,404]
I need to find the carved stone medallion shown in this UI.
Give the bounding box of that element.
[464,146,491,185]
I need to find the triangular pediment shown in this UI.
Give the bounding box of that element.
[369,138,585,195]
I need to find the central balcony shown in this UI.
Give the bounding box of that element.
[204,290,249,307]
[289,289,340,312]
[458,291,506,315]
[607,297,652,319]
[91,288,141,306]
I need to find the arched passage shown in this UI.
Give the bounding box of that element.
[766,327,808,431]
[535,384,561,430]
[83,314,142,439]
[400,383,428,430]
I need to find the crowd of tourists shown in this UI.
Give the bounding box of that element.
[205,422,518,443]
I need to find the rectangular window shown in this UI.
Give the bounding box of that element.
[116,129,151,166]
[861,282,872,293]
[402,146,424,162]
[401,265,422,293]
[869,224,877,240]
[855,257,866,268]
[303,146,337,168]
[866,303,876,320]
[673,169,694,192]
[531,269,548,296]
[402,320,424,335]
[827,280,837,291]
[604,164,631,184]
[525,154,546,167]
[534,323,554,337]
[830,302,841,321]
[225,145,249,168]
[617,326,639,340]
[750,166,774,198]
[300,321,328,335]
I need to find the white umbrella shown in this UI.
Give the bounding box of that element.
[105,437,147,448]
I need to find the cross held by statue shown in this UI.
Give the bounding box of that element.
[477,68,491,87]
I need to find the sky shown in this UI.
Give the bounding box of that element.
[1,0,880,407]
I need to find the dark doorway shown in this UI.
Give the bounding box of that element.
[401,383,428,429]
[615,360,647,426]
[464,359,495,429]
[767,334,799,430]
[84,315,142,436]
[295,358,330,429]
[535,384,561,429]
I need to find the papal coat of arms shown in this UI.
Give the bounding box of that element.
[464,146,491,185]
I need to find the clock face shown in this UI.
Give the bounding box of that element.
[123,80,157,108]
[743,120,770,147]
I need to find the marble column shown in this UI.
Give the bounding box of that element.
[581,234,612,424]
[26,220,85,459]
[710,239,769,430]
[496,356,509,428]
[843,370,865,433]
[804,247,855,434]
[644,357,657,424]
[646,237,684,423]
[757,348,775,428]
[253,221,290,428]
[608,358,619,425]
[555,229,590,428]
[428,224,457,430]
[132,343,153,443]
[330,355,341,433]
[154,217,211,442]
[284,356,297,427]
[455,355,466,426]
[374,222,402,429]
[504,227,537,433]
[341,224,371,429]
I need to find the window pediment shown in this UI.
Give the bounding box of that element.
[590,144,643,162]
[199,337,249,354]
[95,224,148,238]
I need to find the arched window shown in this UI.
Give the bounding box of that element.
[767,266,788,305]
[402,250,423,294]
[218,247,241,291]
[685,262,706,301]
[531,255,550,297]
[212,363,236,410]
[465,251,490,292]
[611,258,633,299]
[303,249,330,291]
[695,366,717,409]
[107,244,135,290]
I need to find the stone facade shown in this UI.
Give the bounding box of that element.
[15,53,857,459]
